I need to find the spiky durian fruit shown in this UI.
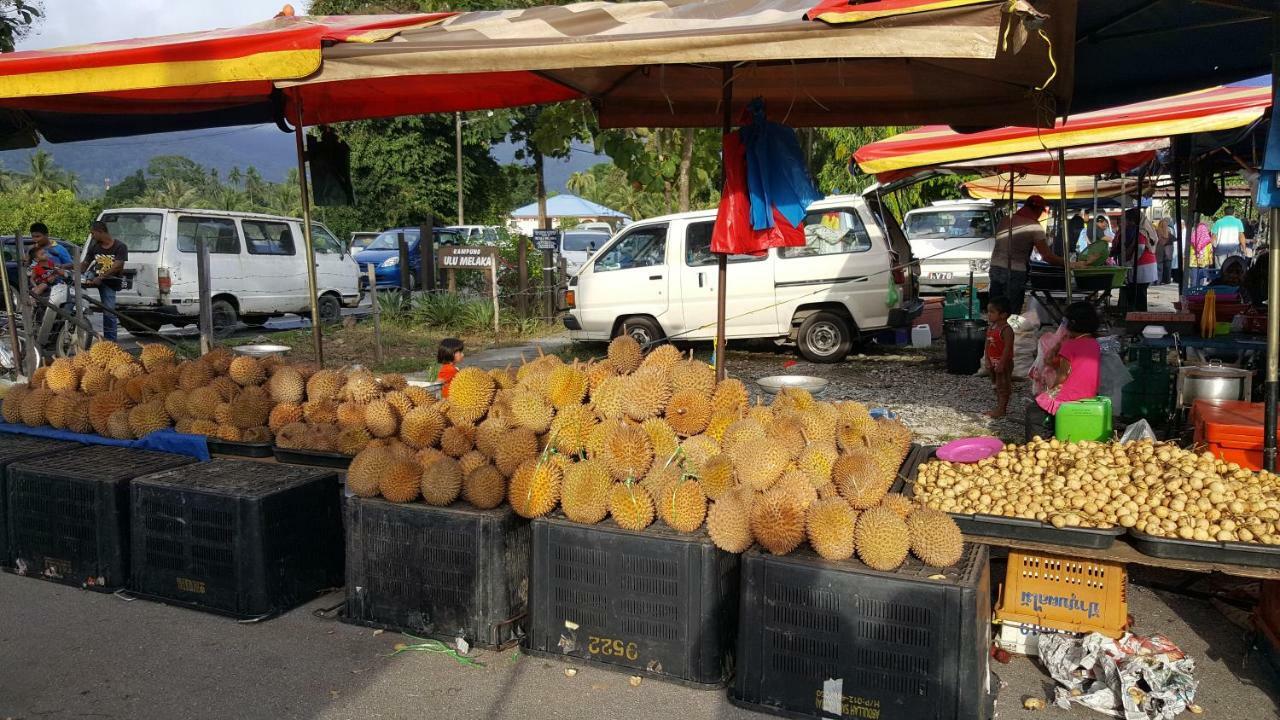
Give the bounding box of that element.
[89,339,127,367]
[806,498,858,560]
[228,392,270,430]
[880,493,916,519]
[835,401,874,452]
[138,343,176,372]
[440,424,475,458]
[679,434,720,468]
[2,384,29,423]
[833,449,892,509]
[731,439,789,491]
[510,389,553,434]
[334,401,365,429]
[200,347,234,374]
[305,369,345,403]
[698,454,736,501]
[189,419,219,436]
[347,445,394,497]
[608,481,654,531]
[45,359,80,393]
[274,421,311,449]
[710,377,749,416]
[368,457,419,503]
[769,414,808,460]
[751,490,806,555]
[746,402,775,427]
[607,334,643,375]
[489,367,517,390]
[383,391,413,420]
[63,395,92,434]
[600,423,654,480]
[561,459,612,524]
[855,506,910,571]
[494,427,538,477]
[774,386,817,414]
[18,386,52,426]
[342,370,381,403]
[174,418,194,434]
[337,426,373,456]
[800,403,839,445]
[475,416,509,458]
[508,457,562,518]
[184,386,220,420]
[227,356,265,386]
[128,400,171,437]
[775,470,818,511]
[362,399,399,439]
[377,372,408,391]
[670,358,716,399]
[586,359,616,393]
[703,409,737,443]
[404,385,434,408]
[591,375,628,420]
[242,426,272,444]
[905,507,964,567]
[546,363,588,410]
[721,418,766,453]
[266,367,305,404]
[797,443,837,488]
[399,406,445,449]
[659,478,707,533]
[664,389,711,437]
[80,365,112,395]
[110,360,143,381]
[462,465,506,510]
[106,408,134,440]
[458,450,488,477]
[550,404,596,457]
[44,391,72,429]
[177,361,213,391]
[416,446,446,469]
[215,424,244,442]
[640,460,681,501]
[640,417,679,461]
[300,399,336,425]
[145,368,178,399]
[88,391,130,435]
[447,367,496,424]
[640,343,682,372]
[266,403,300,433]
[28,365,48,388]
[122,375,149,404]
[622,367,671,422]
[213,402,234,426]
[707,492,754,553]
[209,376,240,402]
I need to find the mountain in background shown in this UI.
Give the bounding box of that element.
[0,124,602,206]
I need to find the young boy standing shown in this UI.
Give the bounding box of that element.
[984,297,1015,419]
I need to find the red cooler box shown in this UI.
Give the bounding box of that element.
[1191,399,1277,471]
[921,297,944,340]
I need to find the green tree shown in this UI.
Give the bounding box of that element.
[567,163,666,220]
[808,127,966,219]
[140,179,200,209]
[596,128,720,215]
[103,169,147,206]
[0,188,95,243]
[0,1,41,53]
[20,149,76,195]
[146,155,210,189]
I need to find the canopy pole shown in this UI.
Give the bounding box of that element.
[1264,18,1279,473]
[1173,155,1184,296]
[1058,149,1072,302]
[0,233,19,377]
[1092,175,1099,241]
[715,64,732,382]
[293,100,325,366]
[1119,177,1129,313]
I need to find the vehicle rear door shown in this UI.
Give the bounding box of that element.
[98,211,165,308]
[678,218,776,339]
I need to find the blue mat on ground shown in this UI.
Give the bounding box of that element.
[0,423,210,461]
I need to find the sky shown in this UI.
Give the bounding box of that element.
[19,0,291,50]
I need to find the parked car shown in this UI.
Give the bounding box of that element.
[355,227,460,289]
[3,235,76,292]
[563,194,920,363]
[902,200,998,292]
[447,225,499,244]
[95,208,360,334]
[575,221,616,233]
[560,229,611,276]
[349,231,379,253]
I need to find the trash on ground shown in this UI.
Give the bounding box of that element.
[1039,632,1197,719]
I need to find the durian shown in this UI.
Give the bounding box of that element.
[80,366,113,395]
[670,358,716,398]
[45,358,80,393]
[508,457,562,518]
[200,347,234,374]
[215,424,244,442]
[128,400,171,437]
[2,385,29,423]
[44,391,72,429]
[178,361,214,391]
[769,414,808,459]
[107,407,134,440]
[703,409,737,443]
[303,399,338,425]
[229,392,272,430]
[639,343,682,372]
[607,334,643,374]
[122,375,149,403]
[550,404,597,457]
[446,368,496,423]
[242,426,272,444]
[679,434,720,468]
[209,376,240,402]
[510,389,553,433]
[110,361,142,381]
[494,427,539,477]
[775,470,818,511]
[665,389,711,437]
[363,399,399,438]
[337,425,373,456]
[88,391,130,435]
[640,417,679,461]
[774,386,817,414]
[63,397,92,434]
[750,490,806,555]
[29,365,48,387]
[561,459,612,524]
[622,367,670,421]
[228,356,265,386]
[731,440,790,491]
[336,400,366,429]
[698,454,737,501]
[404,385,434,408]
[721,418,766,453]
[267,367,305,404]
[835,401,874,451]
[88,340,127,367]
[475,416,510,458]
[440,424,475,458]
[806,498,858,560]
[19,386,52,426]
[306,369,345,402]
[659,478,707,533]
[138,343,176,372]
[459,450,488,476]
[880,493,916,519]
[600,423,654,480]
[342,370,381,403]
[400,406,445,449]
[640,460,681,500]
[384,390,413,419]
[833,449,892,509]
[547,363,588,409]
[378,373,409,391]
[707,493,754,553]
[189,419,219,436]
[608,481,654,531]
[590,375,627,420]
[854,507,910,571]
[586,359,616,392]
[268,403,303,433]
[347,445,394,497]
[710,377,749,416]
[905,507,964,567]
[462,465,506,510]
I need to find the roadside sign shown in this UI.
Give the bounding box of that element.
[532,228,561,252]
[438,245,498,269]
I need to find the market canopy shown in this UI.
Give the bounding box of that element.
[0,0,1070,146]
[869,138,1168,188]
[854,81,1272,179]
[962,174,1154,202]
[510,194,629,220]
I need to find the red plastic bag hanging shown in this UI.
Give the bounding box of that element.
[712,132,805,255]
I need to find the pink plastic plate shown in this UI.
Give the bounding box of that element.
[936,436,1004,463]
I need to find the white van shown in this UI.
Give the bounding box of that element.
[563,195,919,363]
[96,208,361,335]
[902,200,998,292]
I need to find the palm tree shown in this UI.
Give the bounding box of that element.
[21,150,76,195]
[199,184,247,212]
[141,179,200,209]
[261,170,302,217]
[244,166,265,208]
[228,166,243,190]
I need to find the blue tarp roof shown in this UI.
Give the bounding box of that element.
[510,194,629,219]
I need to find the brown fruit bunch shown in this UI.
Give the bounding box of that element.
[561,459,612,524]
[665,389,712,437]
[607,334,643,375]
[707,492,754,553]
[347,445,394,498]
[228,356,266,386]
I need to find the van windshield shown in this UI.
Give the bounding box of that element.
[101,212,163,252]
[906,209,992,240]
[364,229,421,250]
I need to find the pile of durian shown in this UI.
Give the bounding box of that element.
[914,437,1280,544]
[0,341,294,443]
[344,335,967,571]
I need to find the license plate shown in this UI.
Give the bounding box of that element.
[928,272,954,280]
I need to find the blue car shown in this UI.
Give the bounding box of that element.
[3,235,77,290]
[355,227,460,289]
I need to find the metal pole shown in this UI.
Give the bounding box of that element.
[397,231,410,303]
[1263,13,1278,472]
[1119,177,1129,313]
[292,100,324,365]
[455,111,465,226]
[1173,157,1185,295]
[421,219,437,292]
[14,233,34,372]
[543,247,555,321]
[196,235,213,355]
[491,260,500,335]
[715,63,732,381]
[0,234,20,376]
[1058,149,1072,302]
[367,265,383,367]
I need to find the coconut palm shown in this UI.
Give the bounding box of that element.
[140,179,200,209]
[21,150,76,195]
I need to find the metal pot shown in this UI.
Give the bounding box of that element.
[1176,362,1252,408]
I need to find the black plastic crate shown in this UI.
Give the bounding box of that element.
[7,445,193,589]
[524,514,740,688]
[344,497,529,649]
[732,544,993,720]
[130,459,343,618]
[0,434,81,569]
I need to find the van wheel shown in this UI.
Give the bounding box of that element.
[616,317,662,349]
[211,300,238,339]
[316,295,342,326]
[796,311,852,363]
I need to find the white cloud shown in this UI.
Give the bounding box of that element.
[20,0,292,51]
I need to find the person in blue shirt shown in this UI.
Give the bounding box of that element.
[29,222,72,268]
[1211,212,1246,266]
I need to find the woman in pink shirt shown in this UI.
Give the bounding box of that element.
[1025,302,1101,440]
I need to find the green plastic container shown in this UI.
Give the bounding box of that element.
[1055,397,1113,442]
[943,286,980,320]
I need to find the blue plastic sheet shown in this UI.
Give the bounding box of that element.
[741,99,822,231]
[0,423,210,461]
[1259,82,1279,209]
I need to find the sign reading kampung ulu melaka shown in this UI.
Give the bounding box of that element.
[438,246,498,269]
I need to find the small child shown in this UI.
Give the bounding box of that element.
[984,297,1015,418]
[436,337,465,398]
[29,247,58,297]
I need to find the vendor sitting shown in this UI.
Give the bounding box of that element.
[1073,216,1114,268]
[1025,301,1101,441]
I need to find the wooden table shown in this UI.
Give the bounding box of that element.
[964,533,1280,580]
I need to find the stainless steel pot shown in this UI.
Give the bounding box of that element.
[1176,362,1252,408]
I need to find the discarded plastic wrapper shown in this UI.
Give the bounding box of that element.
[1120,420,1157,444]
[1038,632,1197,720]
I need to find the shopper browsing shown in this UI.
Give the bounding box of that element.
[990,195,1063,314]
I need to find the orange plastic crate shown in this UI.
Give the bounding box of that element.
[995,552,1128,637]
